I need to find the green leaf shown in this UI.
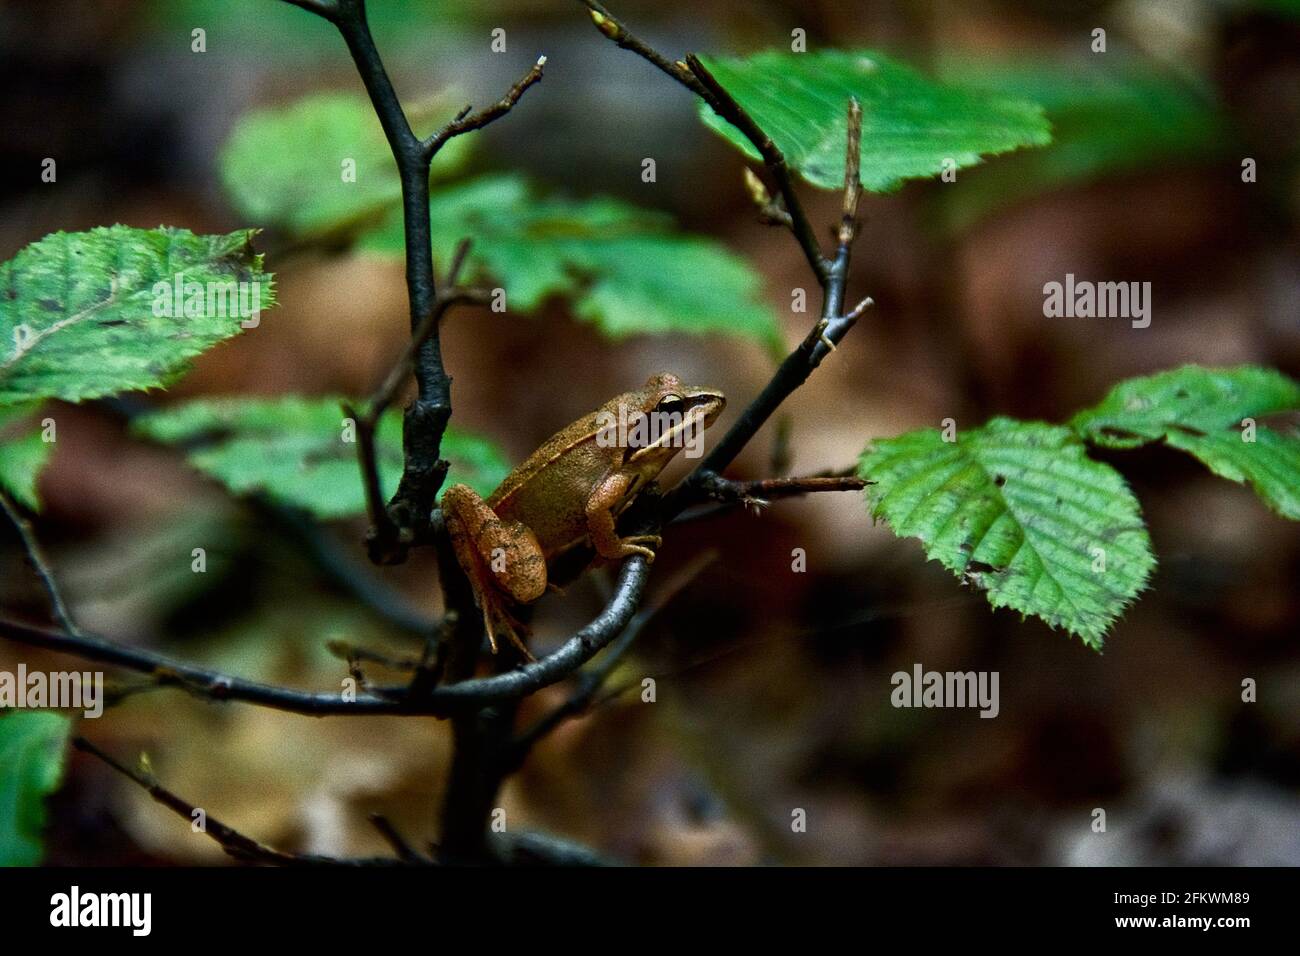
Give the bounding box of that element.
[0,226,273,407]
[936,56,1225,228]
[0,404,53,511]
[147,0,475,63]
[360,174,783,350]
[0,710,72,867]
[220,91,473,239]
[1071,365,1300,520]
[694,49,1051,192]
[859,418,1154,648]
[133,395,511,520]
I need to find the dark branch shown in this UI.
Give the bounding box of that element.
[343,240,491,563]
[0,558,648,717]
[288,1,535,561]
[664,97,869,512]
[324,1,450,554]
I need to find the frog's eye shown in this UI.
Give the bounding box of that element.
[657,394,684,414]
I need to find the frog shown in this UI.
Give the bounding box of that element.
[441,372,725,657]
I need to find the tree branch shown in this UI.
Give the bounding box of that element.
[0,558,648,717]
[284,1,538,561]
[319,0,451,556]
[664,98,869,513]
[342,240,491,563]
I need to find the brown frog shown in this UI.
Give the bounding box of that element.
[442,372,725,656]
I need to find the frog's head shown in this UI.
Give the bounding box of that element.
[619,372,726,467]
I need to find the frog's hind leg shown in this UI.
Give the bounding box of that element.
[442,484,547,659]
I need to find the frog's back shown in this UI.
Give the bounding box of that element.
[488,425,611,557]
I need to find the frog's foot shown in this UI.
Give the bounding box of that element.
[614,534,662,563]
[445,482,549,662]
[485,602,535,662]
[587,476,664,565]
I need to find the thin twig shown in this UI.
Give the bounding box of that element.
[406,611,454,697]
[839,97,863,246]
[570,3,873,517]
[421,57,547,161]
[575,1,828,285]
[683,53,830,286]
[75,737,408,865]
[578,1,708,96]
[326,639,421,672]
[1,491,78,635]
[696,471,868,507]
[669,469,868,524]
[367,813,429,863]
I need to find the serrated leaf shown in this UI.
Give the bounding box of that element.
[0,226,273,407]
[0,403,53,511]
[694,49,1051,192]
[860,418,1154,648]
[0,710,72,867]
[133,395,511,520]
[936,56,1225,228]
[220,91,473,239]
[1072,365,1300,520]
[359,174,783,349]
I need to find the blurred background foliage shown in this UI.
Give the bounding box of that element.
[1,0,1298,865]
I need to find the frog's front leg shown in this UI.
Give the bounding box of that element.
[585,472,663,562]
[442,484,547,657]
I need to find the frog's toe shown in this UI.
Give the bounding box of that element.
[618,541,659,563]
